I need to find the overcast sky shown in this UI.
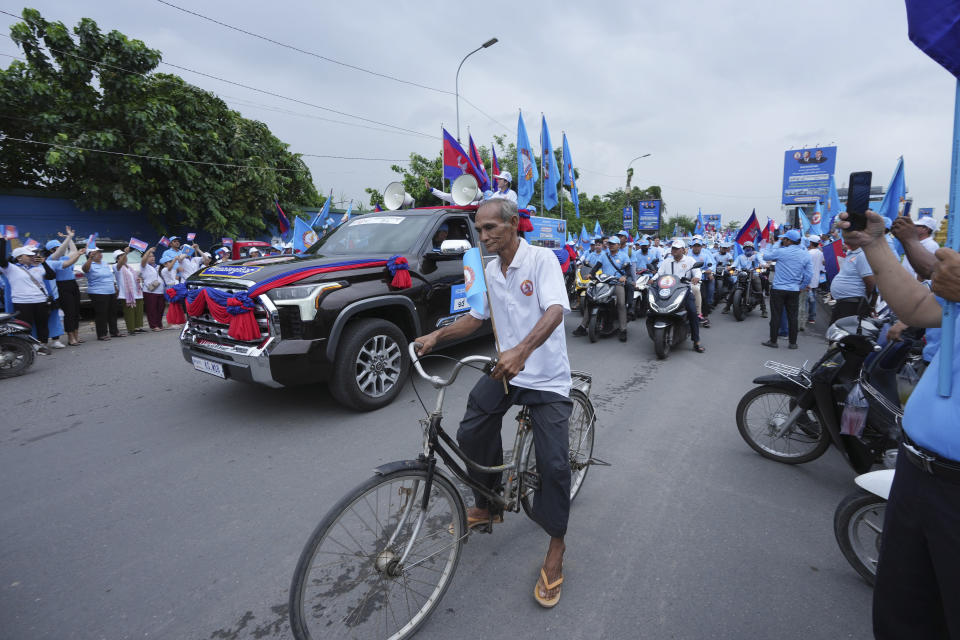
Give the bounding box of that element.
[2,0,955,224]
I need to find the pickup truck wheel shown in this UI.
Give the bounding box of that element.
[330,318,409,412]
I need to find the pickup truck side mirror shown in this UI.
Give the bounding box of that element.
[439,239,471,255]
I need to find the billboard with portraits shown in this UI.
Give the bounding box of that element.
[782,146,837,205]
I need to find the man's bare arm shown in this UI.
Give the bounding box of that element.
[414,313,484,355]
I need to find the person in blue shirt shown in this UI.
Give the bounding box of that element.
[840,209,960,638]
[712,242,735,306]
[82,246,122,340]
[722,241,768,317]
[759,229,812,349]
[572,236,634,342]
[44,229,85,345]
[632,239,658,272]
[689,237,716,318]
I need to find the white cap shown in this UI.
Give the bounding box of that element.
[493,170,512,183]
[11,246,37,258]
[671,239,686,249]
[112,249,125,259]
[807,234,821,243]
[918,217,938,231]
[607,236,621,244]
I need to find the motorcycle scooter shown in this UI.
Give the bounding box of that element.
[644,261,702,359]
[582,273,621,342]
[0,311,41,378]
[735,314,909,473]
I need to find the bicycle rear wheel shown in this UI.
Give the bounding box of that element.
[519,389,596,518]
[289,469,467,640]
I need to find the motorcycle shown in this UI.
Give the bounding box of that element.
[0,311,41,378]
[631,268,653,319]
[834,467,895,586]
[729,266,765,321]
[583,273,621,342]
[644,263,701,360]
[570,262,592,311]
[735,314,911,473]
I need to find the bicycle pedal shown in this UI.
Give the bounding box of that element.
[585,456,612,467]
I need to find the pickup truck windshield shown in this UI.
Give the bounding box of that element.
[306,215,431,255]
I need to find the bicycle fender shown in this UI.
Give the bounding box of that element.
[751,374,801,387]
[373,459,429,476]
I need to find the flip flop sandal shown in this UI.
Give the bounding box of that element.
[533,567,563,608]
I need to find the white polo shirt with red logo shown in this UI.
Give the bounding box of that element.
[469,238,572,397]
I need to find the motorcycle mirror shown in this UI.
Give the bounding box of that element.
[692,261,704,269]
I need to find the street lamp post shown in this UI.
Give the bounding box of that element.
[625,153,652,192]
[456,38,498,142]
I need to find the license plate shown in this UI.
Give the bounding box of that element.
[192,356,225,378]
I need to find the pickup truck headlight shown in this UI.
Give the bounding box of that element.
[266,282,341,302]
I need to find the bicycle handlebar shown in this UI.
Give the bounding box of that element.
[408,342,495,389]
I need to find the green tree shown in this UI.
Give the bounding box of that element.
[664,215,696,235]
[725,220,742,232]
[0,9,320,235]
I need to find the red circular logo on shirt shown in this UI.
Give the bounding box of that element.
[520,279,534,296]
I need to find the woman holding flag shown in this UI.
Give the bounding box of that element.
[414,198,573,608]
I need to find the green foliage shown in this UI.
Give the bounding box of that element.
[664,215,696,235]
[370,134,667,237]
[725,220,742,232]
[0,9,320,235]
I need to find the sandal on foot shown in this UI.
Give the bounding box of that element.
[467,512,503,529]
[693,343,705,353]
[534,567,563,608]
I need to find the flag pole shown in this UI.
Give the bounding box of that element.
[539,113,544,217]
[938,78,960,397]
[560,130,564,221]
[440,122,445,196]
[484,287,509,394]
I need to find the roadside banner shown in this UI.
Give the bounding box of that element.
[782,146,837,204]
[636,200,661,233]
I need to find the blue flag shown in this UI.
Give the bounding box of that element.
[876,156,906,223]
[516,112,539,209]
[311,191,332,228]
[694,209,705,235]
[905,0,960,77]
[541,115,560,211]
[562,133,580,218]
[462,247,487,316]
[593,220,603,238]
[798,207,812,235]
[292,216,318,253]
[579,224,590,251]
[825,174,843,231]
[336,200,354,227]
[811,200,825,235]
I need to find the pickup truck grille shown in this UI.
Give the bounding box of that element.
[185,281,270,343]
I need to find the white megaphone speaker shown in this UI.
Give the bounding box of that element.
[383,182,406,211]
[451,174,479,206]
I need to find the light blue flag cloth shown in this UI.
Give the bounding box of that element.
[811,200,825,235]
[292,216,318,253]
[694,209,705,235]
[541,115,560,210]
[516,112,539,209]
[593,220,602,237]
[311,191,332,228]
[336,201,354,227]
[798,207,811,235]
[462,247,487,316]
[562,133,580,218]
[876,156,906,223]
[825,174,843,231]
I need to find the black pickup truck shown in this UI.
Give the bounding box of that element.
[179,206,490,411]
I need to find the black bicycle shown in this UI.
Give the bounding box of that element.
[288,343,598,639]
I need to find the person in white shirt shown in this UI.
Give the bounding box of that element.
[179,244,210,280]
[487,170,518,204]
[140,247,165,331]
[423,178,483,205]
[656,239,705,352]
[802,235,825,326]
[414,198,572,609]
[159,249,182,287]
[892,216,941,281]
[0,243,56,353]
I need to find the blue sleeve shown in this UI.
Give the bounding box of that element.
[802,254,813,289]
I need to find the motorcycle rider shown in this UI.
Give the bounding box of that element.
[656,239,705,353]
[689,237,715,325]
[573,235,633,342]
[713,242,735,306]
[723,241,768,317]
[632,238,658,273]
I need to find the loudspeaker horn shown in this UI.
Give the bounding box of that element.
[383,182,407,211]
[451,174,479,206]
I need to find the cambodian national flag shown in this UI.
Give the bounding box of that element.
[129,237,148,251]
[761,218,775,247]
[442,128,478,183]
[876,156,906,224]
[468,134,490,192]
[157,235,169,248]
[541,115,560,211]
[516,112,539,209]
[822,238,846,283]
[275,198,290,236]
[562,133,580,218]
[735,209,761,245]
[462,247,487,316]
[374,203,382,212]
[491,144,500,179]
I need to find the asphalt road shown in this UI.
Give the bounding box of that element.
[0,309,874,639]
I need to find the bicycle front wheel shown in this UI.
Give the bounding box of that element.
[289,469,467,640]
[519,388,596,518]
